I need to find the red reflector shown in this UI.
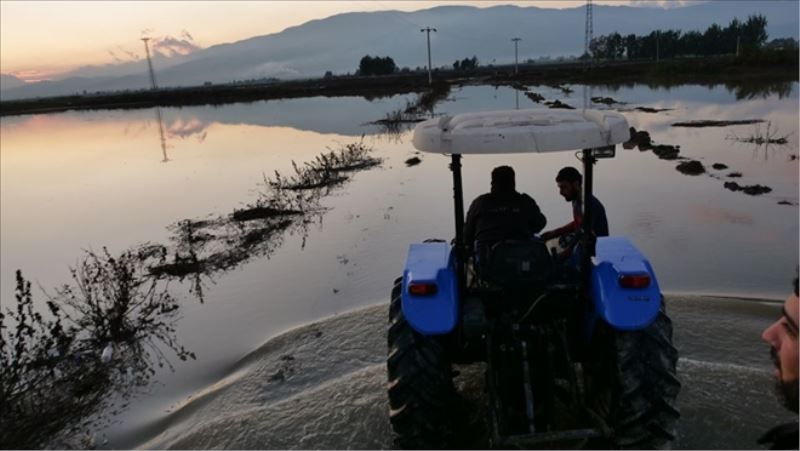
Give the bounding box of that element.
[408,283,438,296]
[619,274,651,289]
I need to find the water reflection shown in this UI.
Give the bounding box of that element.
[365,84,450,142]
[1,137,384,447]
[155,107,169,162]
[591,79,795,101]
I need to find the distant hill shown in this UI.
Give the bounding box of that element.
[0,74,26,91]
[2,1,797,101]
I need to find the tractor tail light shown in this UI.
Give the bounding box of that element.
[619,274,651,289]
[408,282,438,296]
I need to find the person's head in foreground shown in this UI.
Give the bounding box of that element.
[761,274,799,413]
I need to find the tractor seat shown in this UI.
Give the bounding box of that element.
[478,239,554,287]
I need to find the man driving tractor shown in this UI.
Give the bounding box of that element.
[464,165,547,267]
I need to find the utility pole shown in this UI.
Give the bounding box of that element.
[656,30,660,63]
[512,37,521,75]
[421,27,437,85]
[141,37,158,90]
[584,0,593,61]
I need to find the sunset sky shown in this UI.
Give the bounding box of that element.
[0,1,692,82]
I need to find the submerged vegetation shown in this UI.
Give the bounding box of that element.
[0,247,192,449]
[726,121,791,145]
[369,83,451,138]
[1,139,384,447]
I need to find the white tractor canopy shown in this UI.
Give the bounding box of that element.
[412,109,630,155]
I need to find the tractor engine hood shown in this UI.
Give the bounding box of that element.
[412,109,630,154]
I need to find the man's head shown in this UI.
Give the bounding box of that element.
[491,165,516,194]
[761,274,799,413]
[555,166,582,202]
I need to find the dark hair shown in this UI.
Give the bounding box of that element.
[556,166,582,184]
[491,165,515,193]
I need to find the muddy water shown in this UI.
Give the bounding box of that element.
[137,296,796,450]
[0,81,797,448]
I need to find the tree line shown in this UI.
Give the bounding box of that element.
[590,15,772,60]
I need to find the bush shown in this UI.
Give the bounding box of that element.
[0,247,193,448]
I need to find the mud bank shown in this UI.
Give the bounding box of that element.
[136,295,795,450]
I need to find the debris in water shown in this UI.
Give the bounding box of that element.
[727,172,743,178]
[525,91,545,103]
[723,182,773,195]
[676,160,706,175]
[591,96,624,105]
[712,163,729,170]
[777,200,794,206]
[672,119,764,128]
[101,343,114,363]
[652,144,681,160]
[405,157,422,167]
[623,127,652,150]
[634,106,672,113]
[549,84,573,94]
[545,100,574,110]
[232,206,303,222]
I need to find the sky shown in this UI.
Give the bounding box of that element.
[0,1,695,82]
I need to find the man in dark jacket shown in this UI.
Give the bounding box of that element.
[539,166,608,259]
[758,275,799,449]
[464,165,547,256]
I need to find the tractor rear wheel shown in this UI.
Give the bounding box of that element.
[387,277,456,449]
[585,307,681,449]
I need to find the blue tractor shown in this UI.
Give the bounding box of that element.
[387,109,680,449]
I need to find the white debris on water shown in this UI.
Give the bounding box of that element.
[101,343,114,363]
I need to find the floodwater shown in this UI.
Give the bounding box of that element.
[0,81,798,448]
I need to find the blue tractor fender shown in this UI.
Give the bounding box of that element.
[587,236,662,338]
[401,242,460,335]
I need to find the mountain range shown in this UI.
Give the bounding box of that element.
[2,2,797,101]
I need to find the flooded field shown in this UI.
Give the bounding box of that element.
[1,81,798,448]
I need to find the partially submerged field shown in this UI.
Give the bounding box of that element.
[136,296,796,450]
[1,54,796,117]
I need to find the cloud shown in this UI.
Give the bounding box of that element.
[626,0,705,8]
[242,62,300,79]
[152,35,201,57]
